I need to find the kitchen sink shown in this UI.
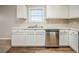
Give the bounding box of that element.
[27,24,43,29]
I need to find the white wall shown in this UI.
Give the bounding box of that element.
[0,6,17,39]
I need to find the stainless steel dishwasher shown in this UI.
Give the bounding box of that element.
[45,29,59,47]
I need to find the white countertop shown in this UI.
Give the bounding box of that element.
[12,23,79,31]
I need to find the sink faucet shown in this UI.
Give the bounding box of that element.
[28,24,43,28]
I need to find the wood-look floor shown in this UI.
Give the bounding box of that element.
[0,40,74,53]
[0,40,11,53]
[7,47,74,53]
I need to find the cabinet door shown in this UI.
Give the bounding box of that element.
[25,30,35,46]
[69,5,79,18]
[26,34,36,46]
[34,34,45,46]
[12,30,27,46]
[29,30,45,46]
[69,30,78,52]
[59,30,69,46]
[46,5,69,18]
[12,34,27,46]
[32,30,45,46]
[17,5,27,19]
[74,31,78,52]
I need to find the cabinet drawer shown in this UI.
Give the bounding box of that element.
[12,30,26,34]
[25,30,45,35]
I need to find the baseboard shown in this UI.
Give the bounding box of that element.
[0,38,10,40]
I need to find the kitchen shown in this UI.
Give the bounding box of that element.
[0,5,79,53]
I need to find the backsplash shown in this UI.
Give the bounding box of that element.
[17,18,69,24]
[46,18,69,24]
[68,18,79,28]
[17,18,79,28]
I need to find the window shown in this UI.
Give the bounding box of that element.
[28,6,45,22]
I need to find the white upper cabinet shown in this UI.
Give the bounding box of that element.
[17,5,27,19]
[46,5,69,19]
[69,5,79,18]
[16,5,79,19]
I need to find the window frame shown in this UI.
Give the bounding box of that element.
[27,5,46,23]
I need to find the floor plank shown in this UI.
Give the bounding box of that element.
[0,40,75,53]
[7,47,74,53]
[0,40,11,53]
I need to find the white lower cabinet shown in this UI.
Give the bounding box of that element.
[35,34,45,46]
[59,29,78,52]
[12,35,27,46]
[12,30,27,46]
[12,29,45,46]
[59,30,69,46]
[69,30,78,52]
